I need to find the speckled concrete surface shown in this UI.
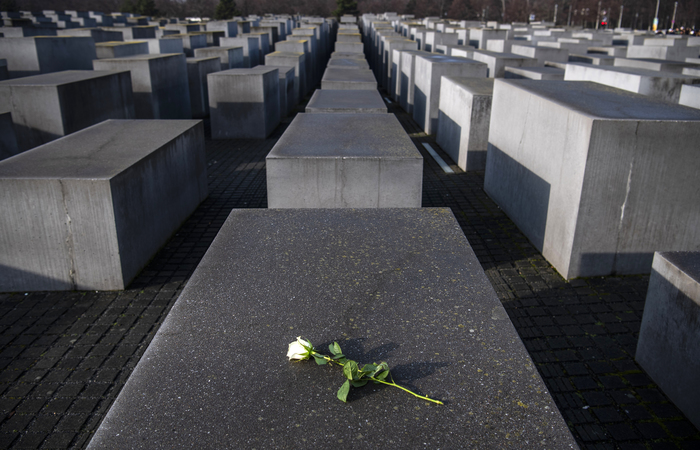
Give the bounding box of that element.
[87,208,577,448]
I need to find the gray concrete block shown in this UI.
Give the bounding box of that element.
[469,28,508,49]
[0,36,97,78]
[208,67,280,139]
[398,50,431,114]
[96,40,149,59]
[564,63,700,103]
[57,27,124,43]
[287,34,319,87]
[93,53,192,120]
[383,38,417,94]
[613,57,697,74]
[204,20,238,38]
[262,65,295,117]
[334,41,363,53]
[305,89,387,114]
[276,39,313,95]
[567,53,616,65]
[636,251,700,430]
[679,84,700,109]
[413,54,488,135]
[0,70,135,152]
[194,46,244,70]
[321,67,377,90]
[143,37,184,55]
[103,25,157,41]
[504,66,565,80]
[511,44,569,64]
[0,120,207,291]
[0,111,20,161]
[484,80,700,279]
[244,32,271,57]
[265,51,306,110]
[168,33,207,57]
[470,50,539,78]
[436,77,493,171]
[85,207,577,449]
[267,113,421,208]
[220,36,260,68]
[186,57,220,119]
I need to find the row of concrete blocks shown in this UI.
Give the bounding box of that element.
[360,19,700,281]
[84,41,577,448]
[0,17,338,291]
[266,37,422,209]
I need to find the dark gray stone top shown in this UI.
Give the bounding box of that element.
[267,113,419,159]
[499,80,700,120]
[322,67,377,83]
[186,56,219,64]
[266,50,304,58]
[95,40,147,47]
[93,52,182,63]
[0,69,127,86]
[86,208,578,449]
[444,76,494,95]
[211,66,278,77]
[575,63,700,79]
[327,58,370,69]
[331,51,368,59]
[305,89,387,114]
[473,49,535,59]
[416,53,486,66]
[0,119,202,179]
[659,251,700,285]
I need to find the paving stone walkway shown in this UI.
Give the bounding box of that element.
[0,95,698,449]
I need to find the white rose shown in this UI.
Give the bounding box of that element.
[287,336,313,360]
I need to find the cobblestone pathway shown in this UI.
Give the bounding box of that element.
[0,96,698,449]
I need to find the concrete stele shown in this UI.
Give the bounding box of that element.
[208,67,280,139]
[266,113,422,208]
[85,207,578,449]
[484,79,700,279]
[636,251,700,430]
[0,120,207,291]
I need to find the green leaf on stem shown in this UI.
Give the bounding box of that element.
[330,342,342,355]
[337,380,350,402]
[351,379,368,387]
[313,355,327,365]
[361,363,377,374]
[374,369,389,381]
[332,354,345,360]
[343,360,359,380]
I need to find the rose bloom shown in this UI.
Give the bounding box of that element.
[287,336,313,360]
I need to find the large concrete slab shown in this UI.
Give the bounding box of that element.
[0,120,207,292]
[0,36,96,78]
[85,207,578,449]
[208,67,280,139]
[305,89,387,114]
[413,54,488,135]
[321,67,377,90]
[436,77,493,171]
[679,84,700,109]
[636,251,700,430]
[93,53,192,120]
[564,63,700,103]
[0,70,135,151]
[267,113,422,208]
[484,80,700,279]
